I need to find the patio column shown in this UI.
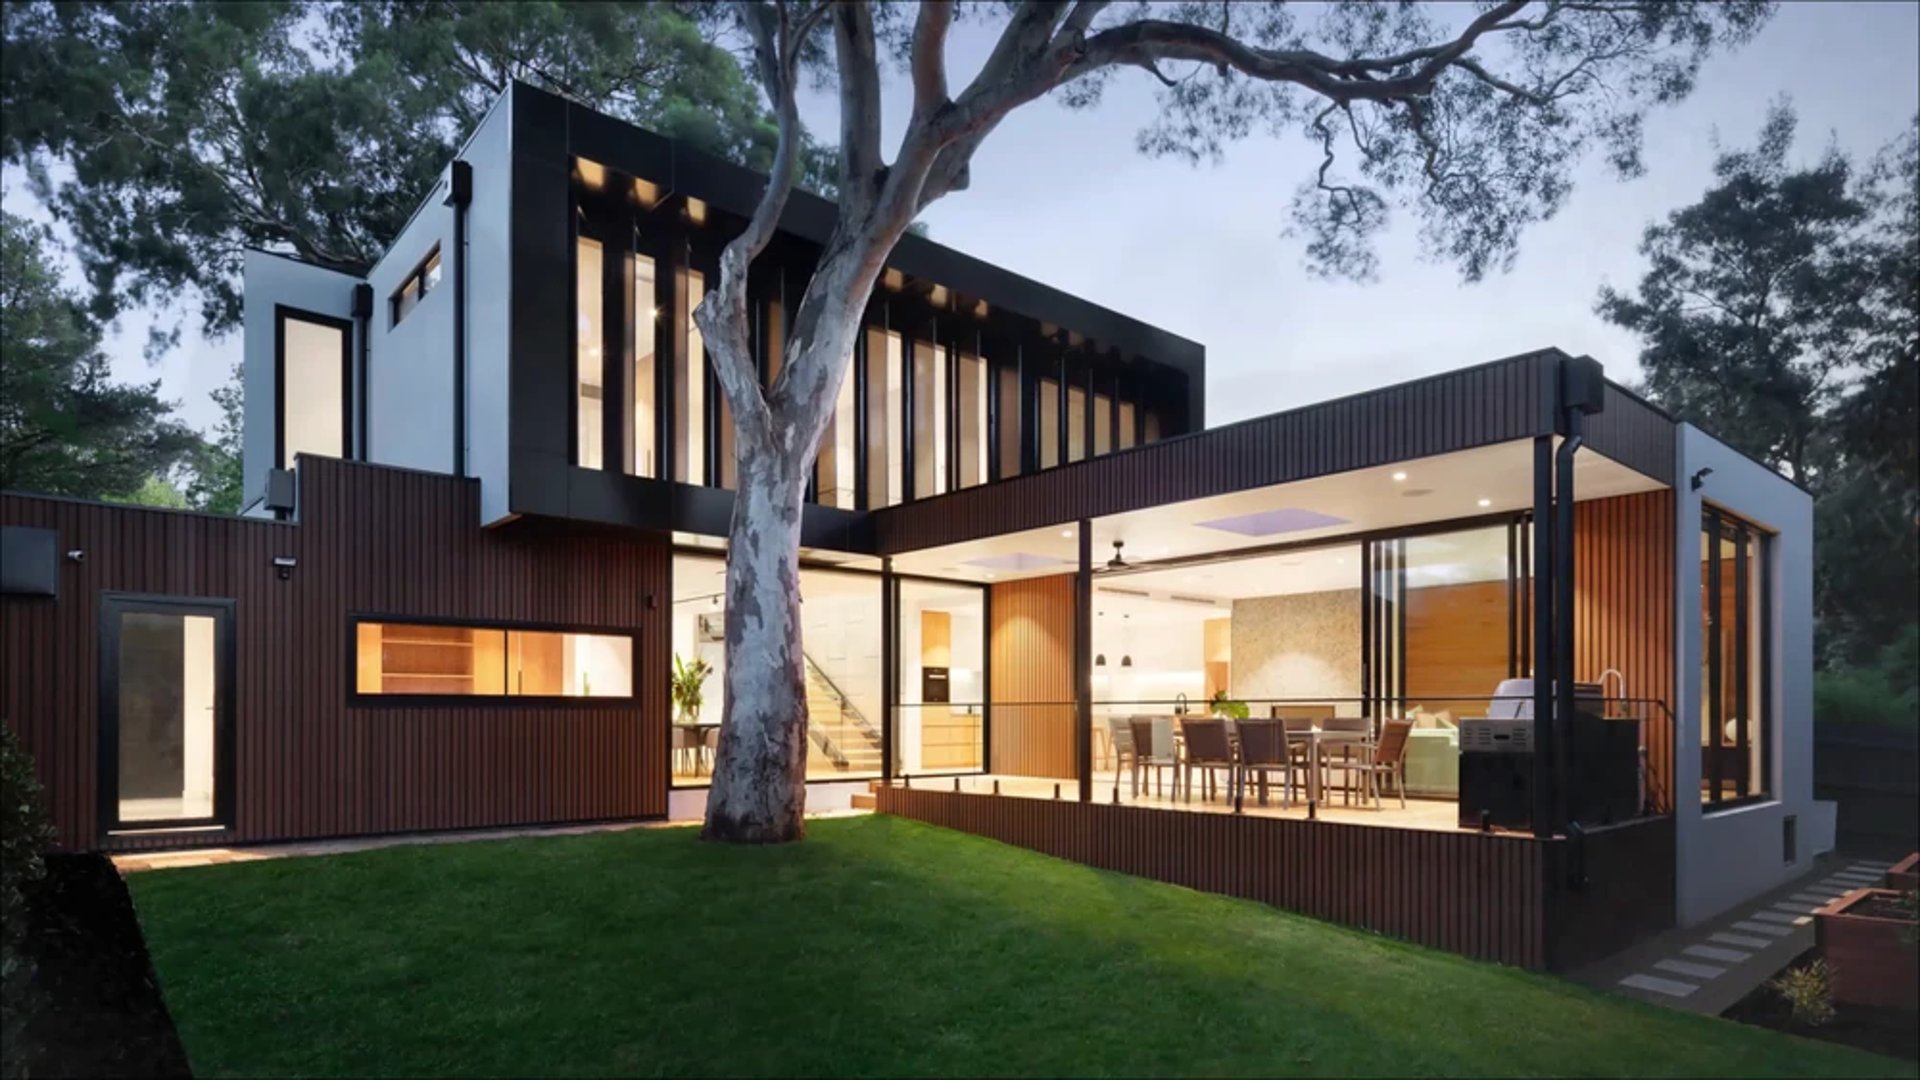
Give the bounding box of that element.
[881,556,896,783]
[1531,436,1556,839]
[1075,518,1093,802]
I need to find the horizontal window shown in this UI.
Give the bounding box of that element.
[354,620,632,698]
[390,246,443,326]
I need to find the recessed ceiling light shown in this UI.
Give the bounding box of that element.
[1060,530,1073,538]
[1477,498,1492,508]
[984,573,995,579]
[1392,471,1408,482]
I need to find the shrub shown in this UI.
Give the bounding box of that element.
[1815,624,1920,729]
[1768,959,1836,1028]
[2,724,55,1079]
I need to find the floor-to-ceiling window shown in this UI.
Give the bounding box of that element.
[816,356,858,508]
[1701,507,1772,808]
[957,351,987,489]
[897,579,986,774]
[677,269,707,485]
[997,362,1023,479]
[1067,384,1088,463]
[575,237,605,468]
[865,328,904,507]
[632,255,658,477]
[670,555,883,785]
[912,339,948,498]
[1038,378,1061,469]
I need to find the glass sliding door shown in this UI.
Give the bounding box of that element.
[103,596,232,829]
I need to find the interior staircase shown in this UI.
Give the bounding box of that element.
[804,655,883,775]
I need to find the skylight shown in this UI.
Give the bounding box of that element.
[1194,508,1348,537]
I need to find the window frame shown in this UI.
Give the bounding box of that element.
[1700,505,1775,813]
[273,304,355,471]
[346,613,638,707]
[388,244,443,327]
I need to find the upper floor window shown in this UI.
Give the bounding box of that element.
[576,237,605,468]
[275,305,351,468]
[390,246,442,326]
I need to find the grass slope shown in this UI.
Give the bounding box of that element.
[129,815,1902,1078]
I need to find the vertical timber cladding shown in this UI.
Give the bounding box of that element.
[0,456,669,850]
[876,787,1554,969]
[1571,490,1678,811]
[987,574,1076,778]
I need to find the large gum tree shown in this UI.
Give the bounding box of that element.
[689,0,1772,842]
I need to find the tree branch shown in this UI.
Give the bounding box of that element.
[832,2,883,209]
[910,1,955,122]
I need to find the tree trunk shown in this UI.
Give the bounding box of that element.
[700,444,812,843]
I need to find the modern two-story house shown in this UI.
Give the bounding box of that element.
[1,82,1820,972]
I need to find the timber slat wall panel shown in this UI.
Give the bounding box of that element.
[876,352,1555,553]
[987,574,1075,777]
[1572,491,1677,811]
[2,457,669,850]
[877,787,1553,968]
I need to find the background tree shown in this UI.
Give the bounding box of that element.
[0,0,830,337]
[1599,108,1919,677]
[686,0,1772,843]
[0,213,200,500]
[1596,105,1874,486]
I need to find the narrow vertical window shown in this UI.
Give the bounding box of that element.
[631,254,657,478]
[1143,408,1162,445]
[864,328,904,508]
[677,269,706,485]
[1093,392,1113,456]
[997,364,1022,478]
[912,339,947,498]
[957,352,987,488]
[1067,384,1087,463]
[575,237,605,469]
[1038,378,1060,470]
[1118,400,1136,450]
[816,356,857,508]
[275,307,351,469]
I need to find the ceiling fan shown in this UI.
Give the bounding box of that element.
[1105,540,1130,571]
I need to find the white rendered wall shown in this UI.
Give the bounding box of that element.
[363,174,456,474]
[462,87,516,522]
[1672,423,1815,926]
[240,251,359,514]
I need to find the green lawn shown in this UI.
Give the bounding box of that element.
[130,815,1901,1078]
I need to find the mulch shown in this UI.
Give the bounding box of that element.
[1720,947,1919,1063]
[16,852,193,1078]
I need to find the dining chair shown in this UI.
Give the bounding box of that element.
[1235,718,1296,807]
[1107,715,1138,797]
[1128,716,1180,798]
[1181,718,1236,804]
[1350,719,1415,809]
[1320,716,1375,805]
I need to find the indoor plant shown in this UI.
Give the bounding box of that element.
[672,655,713,724]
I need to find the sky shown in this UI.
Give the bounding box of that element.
[7,1,1919,434]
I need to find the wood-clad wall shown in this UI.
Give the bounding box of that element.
[1404,581,1510,708]
[1,457,670,851]
[987,574,1076,778]
[877,787,1676,971]
[1572,490,1677,811]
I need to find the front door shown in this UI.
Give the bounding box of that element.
[101,595,234,831]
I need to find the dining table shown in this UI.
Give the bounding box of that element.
[1288,725,1374,805]
[671,721,722,776]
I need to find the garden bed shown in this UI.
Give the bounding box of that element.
[15,852,191,1078]
[1722,949,1918,1063]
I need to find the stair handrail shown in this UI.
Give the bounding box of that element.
[802,651,882,749]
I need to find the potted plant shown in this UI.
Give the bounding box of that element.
[1209,690,1249,720]
[672,655,713,725]
[1814,885,1918,1010]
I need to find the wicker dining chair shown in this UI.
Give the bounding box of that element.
[1181,717,1236,804]
[1235,718,1297,807]
[1128,716,1180,798]
[1350,719,1415,809]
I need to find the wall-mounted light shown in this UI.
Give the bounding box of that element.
[65,549,85,563]
[272,555,297,581]
[1691,466,1714,491]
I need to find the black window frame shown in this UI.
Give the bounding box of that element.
[347,613,640,707]
[388,244,443,327]
[273,304,355,471]
[1701,505,1775,813]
